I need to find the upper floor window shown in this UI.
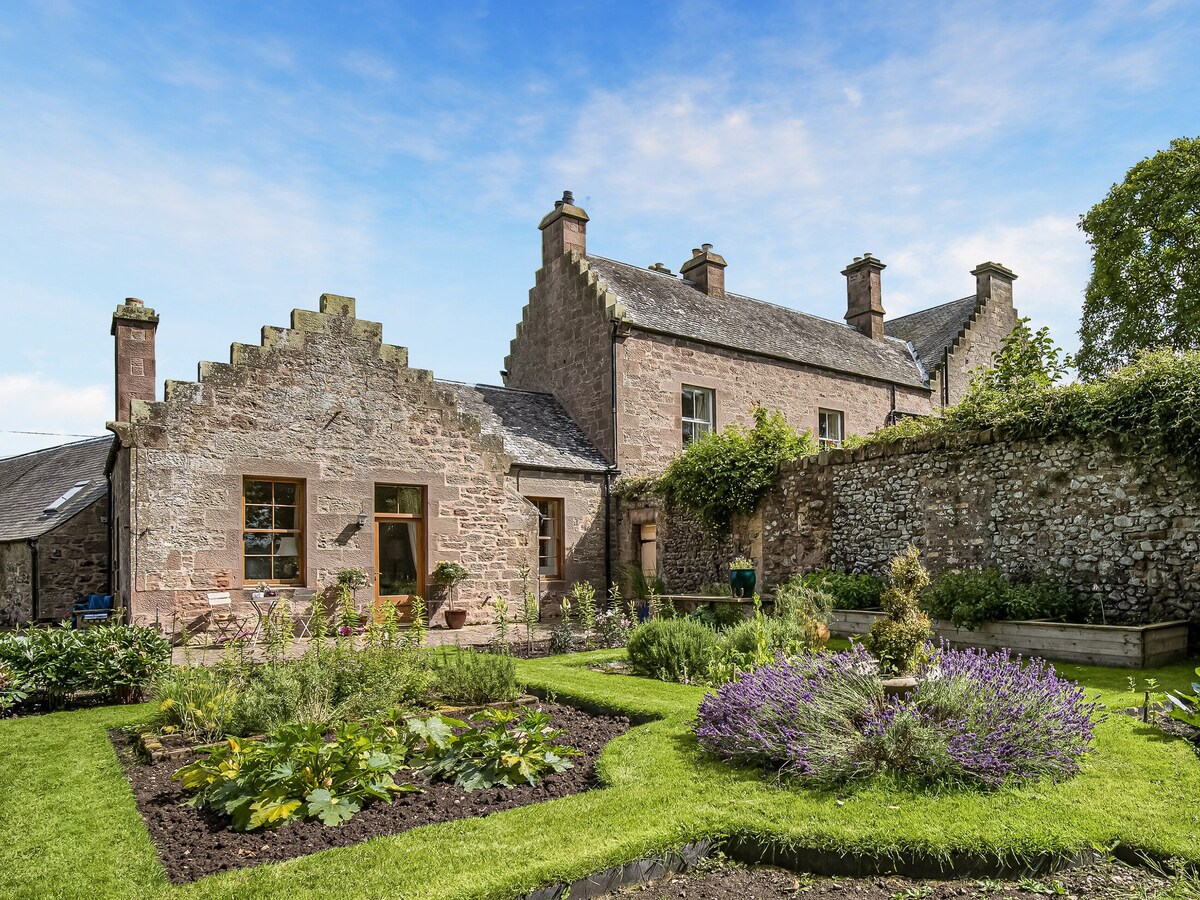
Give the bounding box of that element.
[528,497,563,579]
[681,385,715,447]
[818,408,844,450]
[243,478,304,584]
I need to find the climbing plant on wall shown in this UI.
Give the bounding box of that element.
[654,406,816,535]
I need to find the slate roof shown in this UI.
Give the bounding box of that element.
[885,296,979,371]
[438,382,610,473]
[585,256,930,388]
[0,437,112,542]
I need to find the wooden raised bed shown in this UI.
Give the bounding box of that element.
[828,609,1189,669]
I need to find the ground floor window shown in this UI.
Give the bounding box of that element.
[529,497,563,579]
[818,408,844,449]
[243,478,304,584]
[375,484,424,601]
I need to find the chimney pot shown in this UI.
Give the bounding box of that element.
[125,297,144,307]
[680,244,727,297]
[702,243,713,251]
[538,190,589,267]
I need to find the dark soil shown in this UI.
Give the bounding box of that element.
[606,858,1170,899]
[114,701,630,883]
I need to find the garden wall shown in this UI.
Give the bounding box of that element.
[759,430,1200,626]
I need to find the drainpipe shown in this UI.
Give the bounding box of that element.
[889,384,896,426]
[27,538,39,623]
[605,320,619,597]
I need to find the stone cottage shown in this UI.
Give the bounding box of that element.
[107,295,607,631]
[0,436,112,626]
[0,191,1023,630]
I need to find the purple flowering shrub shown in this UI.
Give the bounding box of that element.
[695,643,1099,788]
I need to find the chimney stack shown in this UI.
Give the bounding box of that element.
[971,261,1016,307]
[110,297,159,422]
[538,190,588,268]
[679,243,727,297]
[842,253,886,341]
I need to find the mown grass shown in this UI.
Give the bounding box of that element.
[0,648,1197,900]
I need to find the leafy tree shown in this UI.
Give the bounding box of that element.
[655,406,816,534]
[1077,136,1200,379]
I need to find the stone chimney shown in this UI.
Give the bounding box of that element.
[110,298,159,422]
[538,190,588,268]
[971,261,1017,307]
[842,253,886,341]
[679,243,726,297]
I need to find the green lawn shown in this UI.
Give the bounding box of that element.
[1,649,1198,900]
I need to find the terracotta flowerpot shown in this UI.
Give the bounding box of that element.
[444,608,468,629]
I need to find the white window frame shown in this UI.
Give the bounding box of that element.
[681,385,715,447]
[818,408,844,450]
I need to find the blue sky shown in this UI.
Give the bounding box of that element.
[2,0,1198,456]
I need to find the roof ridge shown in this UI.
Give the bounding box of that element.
[888,295,975,326]
[0,434,111,465]
[589,253,872,333]
[435,379,556,399]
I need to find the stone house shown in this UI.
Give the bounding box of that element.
[0,437,112,626]
[1,191,1022,630]
[504,193,1019,579]
[107,295,607,631]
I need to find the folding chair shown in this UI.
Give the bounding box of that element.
[205,592,245,642]
[292,589,318,640]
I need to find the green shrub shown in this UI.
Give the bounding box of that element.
[151,665,245,743]
[865,546,933,677]
[412,707,579,790]
[175,716,417,831]
[80,624,172,703]
[626,618,718,684]
[0,661,28,713]
[792,571,885,610]
[921,568,1091,628]
[340,646,436,718]
[433,647,519,706]
[0,623,170,709]
[921,568,1010,628]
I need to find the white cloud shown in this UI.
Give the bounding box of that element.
[0,375,109,458]
[888,215,1090,355]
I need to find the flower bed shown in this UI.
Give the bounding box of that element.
[828,609,1189,668]
[116,700,629,882]
[696,645,1099,788]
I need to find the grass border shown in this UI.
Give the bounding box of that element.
[1,649,1198,899]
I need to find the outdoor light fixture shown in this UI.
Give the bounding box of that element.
[357,511,368,529]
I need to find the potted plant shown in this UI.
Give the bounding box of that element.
[433,561,471,629]
[729,557,756,598]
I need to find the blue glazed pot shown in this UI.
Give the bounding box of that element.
[729,568,756,598]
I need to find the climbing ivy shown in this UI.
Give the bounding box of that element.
[653,407,816,535]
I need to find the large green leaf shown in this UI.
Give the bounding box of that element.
[306,789,360,827]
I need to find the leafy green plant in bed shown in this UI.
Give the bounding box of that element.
[433,646,518,706]
[411,707,579,790]
[626,617,718,684]
[175,716,418,831]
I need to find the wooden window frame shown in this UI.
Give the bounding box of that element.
[818,408,844,450]
[241,476,306,586]
[681,384,716,447]
[528,497,565,581]
[373,484,426,603]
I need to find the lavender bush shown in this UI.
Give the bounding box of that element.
[695,643,1099,788]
